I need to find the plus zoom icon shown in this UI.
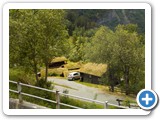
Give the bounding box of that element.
[139,91,155,107]
[137,89,158,110]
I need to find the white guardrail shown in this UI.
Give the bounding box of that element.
[9,80,131,109]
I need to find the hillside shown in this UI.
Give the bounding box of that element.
[66,9,145,35]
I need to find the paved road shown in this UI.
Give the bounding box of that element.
[48,77,128,105]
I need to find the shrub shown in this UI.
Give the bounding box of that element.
[35,78,54,89]
[9,68,36,85]
[41,68,68,77]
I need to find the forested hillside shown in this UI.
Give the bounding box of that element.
[66,9,145,35]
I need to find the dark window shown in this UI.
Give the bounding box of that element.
[74,73,78,75]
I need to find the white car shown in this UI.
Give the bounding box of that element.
[68,72,81,81]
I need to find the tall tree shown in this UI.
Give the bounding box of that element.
[85,25,144,95]
[37,10,68,81]
[10,10,44,82]
[9,9,68,82]
[84,26,121,92]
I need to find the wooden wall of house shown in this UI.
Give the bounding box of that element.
[80,72,100,84]
[49,61,65,68]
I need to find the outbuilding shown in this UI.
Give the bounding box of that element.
[49,57,67,68]
[80,63,107,84]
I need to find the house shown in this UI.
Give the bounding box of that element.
[49,57,67,68]
[79,63,107,84]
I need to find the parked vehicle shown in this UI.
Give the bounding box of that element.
[68,72,81,81]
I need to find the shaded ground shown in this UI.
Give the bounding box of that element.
[48,77,132,105]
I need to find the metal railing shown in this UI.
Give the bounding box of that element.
[9,80,130,109]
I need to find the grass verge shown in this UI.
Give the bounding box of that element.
[76,80,136,103]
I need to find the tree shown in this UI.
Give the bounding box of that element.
[37,10,68,81]
[9,9,68,82]
[84,26,122,92]
[10,10,44,82]
[84,25,144,95]
[115,24,144,95]
[68,27,94,62]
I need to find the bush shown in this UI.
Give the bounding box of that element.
[9,76,56,109]
[60,89,103,109]
[9,68,36,85]
[48,72,58,76]
[35,78,54,89]
[41,68,68,77]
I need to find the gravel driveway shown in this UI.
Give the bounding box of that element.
[48,77,129,105]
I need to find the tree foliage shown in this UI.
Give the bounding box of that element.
[66,9,145,35]
[9,9,68,81]
[9,9,145,95]
[67,27,96,62]
[84,24,144,95]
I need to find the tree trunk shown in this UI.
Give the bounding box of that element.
[108,67,114,92]
[35,69,38,82]
[110,84,114,92]
[44,61,48,82]
[124,65,130,95]
[33,59,39,82]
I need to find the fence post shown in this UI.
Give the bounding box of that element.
[104,101,109,109]
[17,82,23,103]
[56,90,60,109]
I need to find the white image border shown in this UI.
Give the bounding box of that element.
[3,3,151,115]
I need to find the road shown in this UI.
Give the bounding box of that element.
[48,77,129,105]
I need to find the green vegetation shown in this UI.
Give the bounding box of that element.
[10,80,135,109]
[10,9,68,82]
[9,69,102,108]
[9,68,36,85]
[76,80,107,89]
[60,95,104,109]
[84,25,144,95]
[76,80,136,101]
[41,61,82,77]
[9,80,103,109]
[80,63,107,77]
[50,57,67,63]
[41,68,68,77]
[9,9,144,108]
[66,9,145,35]
[64,61,82,70]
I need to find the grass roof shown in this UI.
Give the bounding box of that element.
[80,63,107,77]
[50,57,67,63]
[64,61,82,70]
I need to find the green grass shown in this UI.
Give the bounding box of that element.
[9,82,104,109]
[9,68,104,109]
[10,79,134,109]
[64,61,81,70]
[79,62,107,77]
[41,68,68,77]
[9,68,36,85]
[60,96,104,109]
[76,80,109,89]
[76,80,137,103]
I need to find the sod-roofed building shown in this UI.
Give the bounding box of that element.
[80,63,107,84]
[49,57,67,68]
